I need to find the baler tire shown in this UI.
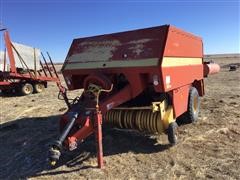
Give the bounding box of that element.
[167,122,178,145]
[34,83,45,93]
[21,83,33,95]
[186,87,200,123]
[177,87,200,125]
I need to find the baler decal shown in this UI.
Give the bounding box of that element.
[162,57,202,67]
[68,39,121,63]
[63,58,159,70]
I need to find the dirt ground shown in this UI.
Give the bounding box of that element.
[0,56,239,179]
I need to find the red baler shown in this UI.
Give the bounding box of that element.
[49,25,220,168]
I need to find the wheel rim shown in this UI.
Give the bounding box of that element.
[24,85,31,94]
[168,122,178,145]
[36,84,44,92]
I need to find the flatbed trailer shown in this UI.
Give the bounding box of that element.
[0,28,60,95]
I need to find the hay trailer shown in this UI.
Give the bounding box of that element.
[0,28,60,95]
[49,25,220,168]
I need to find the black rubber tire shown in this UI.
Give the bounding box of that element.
[21,83,33,95]
[34,83,45,93]
[177,87,200,125]
[167,122,178,145]
[186,87,200,123]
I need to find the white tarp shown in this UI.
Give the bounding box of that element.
[0,51,4,61]
[0,51,5,71]
[12,42,41,70]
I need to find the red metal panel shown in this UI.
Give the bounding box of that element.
[8,72,59,82]
[62,25,205,101]
[63,25,169,66]
[171,85,190,118]
[62,66,164,91]
[100,85,133,114]
[164,26,203,58]
[0,81,12,85]
[161,65,204,91]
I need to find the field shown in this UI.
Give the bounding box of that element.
[0,55,239,179]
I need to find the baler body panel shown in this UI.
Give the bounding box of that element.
[163,26,203,58]
[62,25,203,94]
[63,25,168,65]
[160,26,203,92]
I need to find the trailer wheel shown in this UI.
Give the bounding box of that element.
[167,122,178,145]
[34,83,45,93]
[21,83,33,95]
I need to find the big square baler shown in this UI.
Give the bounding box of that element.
[49,25,220,168]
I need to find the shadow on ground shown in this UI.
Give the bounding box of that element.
[0,91,22,97]
[0,115,172,179]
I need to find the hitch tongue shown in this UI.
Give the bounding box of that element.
[48,111,79,166]
[49,141,61,166]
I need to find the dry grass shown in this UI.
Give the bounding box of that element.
[0,57,240,179]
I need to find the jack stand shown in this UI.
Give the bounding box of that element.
[86,83,113,168]
[94,110,104,168]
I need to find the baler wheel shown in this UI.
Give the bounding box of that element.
[21,83,33,95]
[34,83,45,93]
[167,122,178,145]
[186,87,200,123]
[177,87,200,124]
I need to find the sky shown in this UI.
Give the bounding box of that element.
[0,0,239,62]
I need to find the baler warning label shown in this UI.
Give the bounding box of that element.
[107,102,115,110]
[166,75,172,89]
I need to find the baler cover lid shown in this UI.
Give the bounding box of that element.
[64,25,169,64]
[62,25,203,71]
